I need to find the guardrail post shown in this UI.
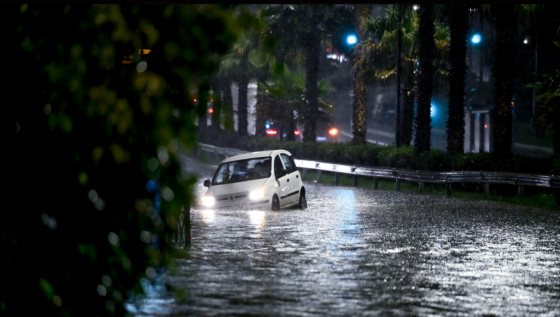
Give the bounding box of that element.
[374,177,379,189]
[302,168,307,181]
[317,170,322,182]
[335,173,340,186]
[446,184,451,197]
[518,185,524,200]
[419,182,425,194]
[484,183,490,199]
[396,179,401,192]
[353,175,358,187]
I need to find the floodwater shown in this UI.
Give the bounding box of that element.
[129,180,560,316]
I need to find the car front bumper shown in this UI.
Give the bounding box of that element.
[211,196,272,211]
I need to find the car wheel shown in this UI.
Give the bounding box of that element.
[298,194,307,209]
[271,195,280,211]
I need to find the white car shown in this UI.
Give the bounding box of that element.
[200,150,307,211]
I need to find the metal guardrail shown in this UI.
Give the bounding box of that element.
[193,142,560,194]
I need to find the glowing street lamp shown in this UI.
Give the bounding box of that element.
[346,35,357,45]
[471,34,481,44]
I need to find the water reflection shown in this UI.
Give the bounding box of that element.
[247,210,266,230]
[134,183,560,316]
[201,209,215,224]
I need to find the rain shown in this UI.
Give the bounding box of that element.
[4,4,560,317]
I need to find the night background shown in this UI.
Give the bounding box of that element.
[3,4,560,316]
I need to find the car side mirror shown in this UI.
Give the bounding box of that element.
[203,179,211,187]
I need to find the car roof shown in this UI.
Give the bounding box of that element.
[221,150,292,164]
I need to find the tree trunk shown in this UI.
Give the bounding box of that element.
[255,76,266,136]
[221,76,234,131]
[210,78,222,137]
[351,4,371,146]
[303,24,320,142]
[446,4,469,156]
[401,78,415,146]
[395,4,403,147]
[491,4,515,158]
[414,4,435,154]
[237,54,249,136]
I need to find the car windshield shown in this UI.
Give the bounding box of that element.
[212,157,271,185]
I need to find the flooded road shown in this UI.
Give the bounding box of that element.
[132,179,560,316]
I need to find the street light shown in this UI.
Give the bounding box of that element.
[471,34,481,44]
[346,35,357,45]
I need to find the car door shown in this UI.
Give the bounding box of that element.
[273,155,292,207]
[280,153,300,205]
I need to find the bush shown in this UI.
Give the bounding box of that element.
[202,135,555,175]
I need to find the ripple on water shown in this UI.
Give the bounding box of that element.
[131,182,560,316]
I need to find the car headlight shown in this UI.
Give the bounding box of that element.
[249,188,265,200]
[201,196,215,207]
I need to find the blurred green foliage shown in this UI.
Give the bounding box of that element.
[4,4,246,316]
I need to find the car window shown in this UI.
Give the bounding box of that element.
[212,157,271,185]
[280,154,295,173]
[274,155,284,178]
[289,155,298,172]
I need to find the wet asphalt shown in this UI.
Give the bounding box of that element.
[131,178,560,316]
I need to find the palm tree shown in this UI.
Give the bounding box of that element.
[445,4,469,156]
[265,4,354,142]
[414,4,436,154]
[256,68,334,141]
[219,11,276,137]
[479,4,543,157]
[351,4,372,145]
[357,5,449,147]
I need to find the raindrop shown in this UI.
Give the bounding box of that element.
[148,158,159,171]
[112,290,123,302]
[140,231,152,243]
[106,300,115,312]
[88,189,98,203]
[41,213,57,230]
[102,275,112,287]
[146,267,156,279]
[121,257,131,269]
[94,198,105,211]
[108,232,119,246]
[44,103,52,115]
[157,146,169,165]
[53,295,62,307]
[162,187,174,201]
[168,141,178,154]
[97,285,107,296]
[136,61,147,73]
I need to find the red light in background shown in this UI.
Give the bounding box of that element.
[328,128,338,136]
[266,129,278,135]
[209,108,214,113]
[484,124,487,128]
[294,130,300,135]
[327,48,330,52]
[211,99,213,102]
[194,99,197,102]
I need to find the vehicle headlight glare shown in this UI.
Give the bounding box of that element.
[201,196,215,207]
[249,188,265,200]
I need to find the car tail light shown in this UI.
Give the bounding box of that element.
[266,129,278,135]
[294,130,300,135]
[328,128,338,136]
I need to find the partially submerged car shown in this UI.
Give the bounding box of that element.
[200,150,307,211]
